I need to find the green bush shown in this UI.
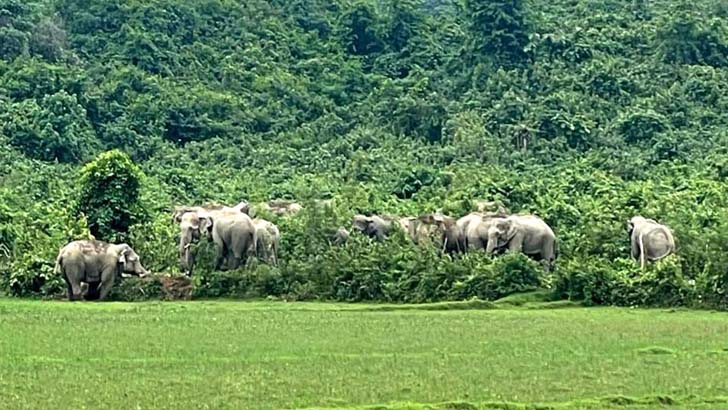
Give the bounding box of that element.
[617,110,670,144]
[76,150,146,242]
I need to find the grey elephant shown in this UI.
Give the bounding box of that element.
[174,205,221,275]
[331,227,350,245]
[628,216,675,269]
[417,212,466,254]
[463,213,510,251]
[54,240,149,301]
[351,214,394,241]
[473,200,509,214]
[479,214,557,269]
[174,202,251,275]
[201,210,257,270]
[252,218,280,265]
[176,209,207,275]
[262,200,303,216]
[397,216,442,246]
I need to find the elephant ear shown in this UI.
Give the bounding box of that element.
[172,209,184,224]
[234,201,251,214]
[172,206,196,224]
[201,216,214,234]
[118,246,130,264]
[502,220,518,245]
[352,216,370,231]
[363,217,378,235]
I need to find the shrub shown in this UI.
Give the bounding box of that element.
[617,110,670,144]
[76,150,146,242]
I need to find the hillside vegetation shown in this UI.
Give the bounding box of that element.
[1,0,727,306]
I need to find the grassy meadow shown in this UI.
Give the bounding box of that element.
[1,300,728,409]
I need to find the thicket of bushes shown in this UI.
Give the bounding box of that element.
[1,0,727,307]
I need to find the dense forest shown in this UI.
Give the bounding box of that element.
[1,0,727,306]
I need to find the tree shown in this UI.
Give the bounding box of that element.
[76,150,146,242]
[340,1,384,56]
[655,3,728,67]
[0,0,33,60]
[1,90,98,163]
[464,0,530,67]
[384,0,423,52]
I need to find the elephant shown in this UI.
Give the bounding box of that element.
[226,200,251,215]
[53,240,149,301]
[463,213,509,251]
[174,203,250,275]
[263,200,303,216]
[351,214,394,241]
[172,203,230,224]
[201,210,257,270]
[628,216,675,269]
[478,214,557,269]
[417,212,466,254]
[331,227,350,245]
[474,200,509,214]
[252,218,280,265]
[175,205,219,275]
[236,199,302,218]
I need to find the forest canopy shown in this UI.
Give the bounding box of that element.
[1,0,727,306]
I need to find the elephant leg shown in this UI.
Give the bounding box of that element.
[187,251,195,276]
[508,234,524,253]
[215,245,229,271]
[256,242,266,264]
[84,282,101,301]
[98,270,116,301]
[230,242,246,270]
[65,275,83,301]
[272,244,279,266]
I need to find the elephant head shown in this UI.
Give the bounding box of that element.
[177,211,211,275]
[352,214,375,235]
[474,200,509,214]
[231,200,251,215]
[114,244,149,277]
[351,214,391,241]
[484,218,518,254]
[418,212,464,254]
[331,227,350,245]
[628,216,657,236]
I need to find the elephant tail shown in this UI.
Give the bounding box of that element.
[272,237,279,266]
[638,231,646,270]
[250,230,258,259]
[53,254,63,276]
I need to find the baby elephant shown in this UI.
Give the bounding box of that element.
[628,216,676,269]
[54,240,149,301]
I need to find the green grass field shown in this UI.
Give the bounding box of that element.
[1,300,728,410]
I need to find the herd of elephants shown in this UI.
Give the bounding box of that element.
[52,199,676,301]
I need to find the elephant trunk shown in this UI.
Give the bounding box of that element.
[179,229,194,273]
[485,231,497,254]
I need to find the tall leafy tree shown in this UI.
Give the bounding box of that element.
[76,150,146,242]
[463,0,530,67]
